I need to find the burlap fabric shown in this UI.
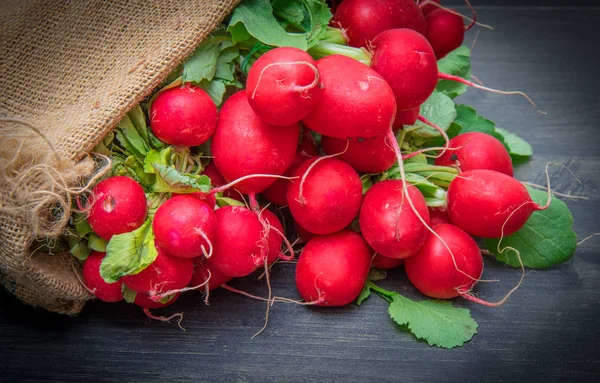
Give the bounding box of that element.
[0,0,239,314]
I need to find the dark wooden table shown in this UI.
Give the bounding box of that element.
[1,7,599,383]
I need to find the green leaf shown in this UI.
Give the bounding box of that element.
[122,285,137,304]
[127,105,149,143]
[228,0,317,50]
[453,105,496,135]
[368,268,387,282]
[152,163,212,194]
[272,0,332,47]
[100,219,158,283]
[182,38,220,84]
[88,234,108,252]
[215,195,246,207]
[388,293,478,348]
[115,114,149,159]
[70,241,92,261]
[356,284,371,306]
[494,127,533,158]
[124,155,155,189]
[436,46,471,98]
[73,214,93,237]
[198,79,228,106]
[484,187,577,269]
[214,45,240,82]
[408,92,456,138]
[361,174,373,195]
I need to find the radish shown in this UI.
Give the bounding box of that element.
[372,253,404,270]
[205,206,268,277]
[425,8,465,59]
[301,55,396,140]
[82,251,123,302]
[150,83,217,147]
[87,176,147,241]
[287,157,363,235]
[211,91,300,194]
[133,292,181,309]
[262,131,318,206]
[333,0,427,48]
[189,258,232,291]
[404,223,483,299]
[321,133,396,173]
[393,107,420,129]
[246,47,321,126]
[122,246,194,295]
[420,0,441,16]
[370,29,438,112]
[202,162,244,203]
[152,195,216,258]
[295,230,371,306]
[429,207,452,226]
[434,132,514,177]
[359,180,430,259]
[261,208,285,265]
[294,220,314,243]
[447,169,547,238]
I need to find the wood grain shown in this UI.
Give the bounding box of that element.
[1,7,599,383]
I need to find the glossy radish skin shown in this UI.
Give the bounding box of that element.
[425,9,465,59]
[287,157,363,235]
[206,206,265,277]
[150,84,217,147]
[405,223,483,299]
[420,0,441,16]
[82,251,123,302]
[152,195,217,258]
[434,132,514,176]
[321,133,396,173]
[262,132,319,206]
[393,106,420,129]
[212,91,300,194]
[447,169,537,238]
[133,292,181,309]
[371,29,438,112]
[359,181,430,259]
[295,230,371,306]
[429,207,452,226]
[334,0,427,48]
[302,55,396,140]
[122,247,193,294]
[88,176,147,241]
[261,209,285,265]
[189,259,232,291]
[246,47,321,126]
[372,253,404,270]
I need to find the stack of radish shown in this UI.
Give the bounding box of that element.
[78,0,547,317]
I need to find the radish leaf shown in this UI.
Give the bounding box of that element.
[436,46,471,98]
[494,127,533,158]
[485,187,577,268]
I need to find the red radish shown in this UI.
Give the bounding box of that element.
[447,169,546,238]
[393,106,420,129]
[206,206,267,277]
[425,8,465,59]
[189,259,232,291]
[434,132,514,176]
[261,208,285,265]
[246,47,321,126]
[372,253,404,270]
[287,157,363,235]
[152,195,216,258]
[82,251,123,302]
[122,247,193,295]
[211,91,300,194]
[371,29,438,112]
[404,223,483,299]
[359,181,430,259]
[150,83,217,147]
[333,0,427,48]
[133,292,181,309]
[262,132,319,206]
[202,162,244,204]
[420,0,441,16]
[429,207,452,226]
[87,176,147,241]
[295,230,371,306]
[294,220,314,243]
[302,55,396,140]
[321,133,396,173]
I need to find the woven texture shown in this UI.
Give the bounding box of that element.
[0,0,239,314]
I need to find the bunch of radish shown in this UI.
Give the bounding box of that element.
[60,0,577,348]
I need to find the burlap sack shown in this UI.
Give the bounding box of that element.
[0,0,240,314]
